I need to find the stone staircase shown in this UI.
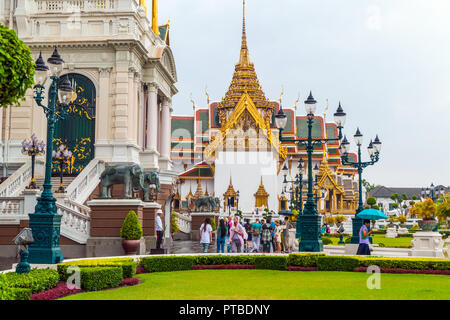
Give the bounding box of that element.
[33,176,77,194]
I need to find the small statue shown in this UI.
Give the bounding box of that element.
[142,171,162,202]
[192,196,221,212]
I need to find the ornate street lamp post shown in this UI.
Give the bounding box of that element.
[282,159,305,239]
[421,183,445,202]
[52,144,72,193]
[340,129,381,244]
[276,93,346,252]
[28,48,74,264]
[21,134,45,189]
[236,190,240,214]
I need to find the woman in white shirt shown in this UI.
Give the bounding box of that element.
[200,217,213,253]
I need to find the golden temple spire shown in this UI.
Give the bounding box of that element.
[152,0,159,35]
[239,0,250,66]
[139,0,147,15]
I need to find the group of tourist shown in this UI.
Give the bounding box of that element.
[199,216,294,254]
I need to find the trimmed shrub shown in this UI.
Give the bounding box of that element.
[321,237,333,245]
[317,256,359,271]
[0,273,14,301]
[193,255,255,266]
[142,256,195,272]
[5,268,59,293]
[254,256,287,270]
[287,253,325,267]
[58,258,136,281]
[80,267,123,291]
[120,210,143,240]
[193,265,255,270]
[30,282,83,300]
[357,257,450,271]
[11,288,32,300]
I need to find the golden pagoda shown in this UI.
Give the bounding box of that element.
[217,0,273,126]
[254,177,269,208]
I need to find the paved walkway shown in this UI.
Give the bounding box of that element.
[0,258,17,271]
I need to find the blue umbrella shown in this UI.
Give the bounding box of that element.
[356,208,388,220]
[279,209,294,216]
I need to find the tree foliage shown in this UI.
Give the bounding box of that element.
[120,210,143,240]
[171,211,180,233]
[409,198,437,220]
[0,23,35,108]
[362,179,380,193]
[366,197,377,207]
[436,195,450,222]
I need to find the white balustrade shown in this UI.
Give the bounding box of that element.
[66,159,105,204]
[176,213,192,234]
[57,202,90,244]
[0,198,24,217]
[36,0,116,12]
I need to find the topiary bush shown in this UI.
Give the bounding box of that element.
[321,237,333,245]
[0,273,14,301]
[5,268,59,294]
[193,255,255,266]
[142,256,195,273]
[0,23,35,108]
[58,258,136,281]
[357,257,450,271]
[80,267,123,291]
[317,256,359,271]
[254,256,287,270]
[11,288,32,300]
[120,210,143,240]
[287,253,325,267]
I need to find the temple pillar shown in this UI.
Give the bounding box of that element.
[139,82,159,170]
[159,97,172,171]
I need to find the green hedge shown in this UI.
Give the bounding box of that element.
[5,268,59,293]
[0,273,14,301]
[317,256,359,271]
[11,288,32,300]
[193,255,256,266]
[321,237,333,245]
[357,257,450,270]
[58,258,136,280]
[287,253,325,267]
[142,256,195,272]
[254,256,287,270]
[80,267,123,291]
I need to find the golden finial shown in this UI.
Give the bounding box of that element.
[323,99,329,122]
[293,93,300,111]
[205,86,211,106]
[279,87,284,105]
[190,93,197,111]
[139,0,147,15]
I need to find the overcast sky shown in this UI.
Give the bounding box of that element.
[152,0,450,188]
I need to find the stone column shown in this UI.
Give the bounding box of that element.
[96,68,111,143]
[138,84,145,148]
[147,83,159,152]
[160,97,171,159]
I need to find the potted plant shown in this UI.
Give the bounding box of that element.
[397,215,408,228]
[324,216,336,227]
[387,215,397,228]
[335,215,346,227]
[410,198,438,231]
[120,210,143,255]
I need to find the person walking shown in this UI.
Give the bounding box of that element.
[200,217,213,253]
[225,216,233,253]
[356,219,373,255]
[270,218,277,253]
[229,216,246,253]
[251,218,262,252]
[282,216,293,253]
[216,219,227,253]
[155,210,164,250]
[261,219,273,253]
[274,221,282,253]
[244,219,253,253]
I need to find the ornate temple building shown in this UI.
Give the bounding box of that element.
[0,0,178,258]
[171,2,359,217]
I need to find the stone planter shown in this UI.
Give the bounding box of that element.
[418,219,438,232]
[122,239,140,255]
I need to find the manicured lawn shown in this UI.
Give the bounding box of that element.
[61,270,450,300]
[326,234,413,248]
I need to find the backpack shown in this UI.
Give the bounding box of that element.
[252,225,260,236]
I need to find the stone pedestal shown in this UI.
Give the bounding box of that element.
[289,229,298,252]
[385,227,398,238]
[411,232,445,258]
[23,189,40,215]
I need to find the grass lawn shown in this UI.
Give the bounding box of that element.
[60,270,450,300]
[326,234,413,248]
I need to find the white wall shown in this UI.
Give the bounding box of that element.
[214,151,278,213]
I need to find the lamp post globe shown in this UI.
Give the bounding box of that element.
[304,91,317,115]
